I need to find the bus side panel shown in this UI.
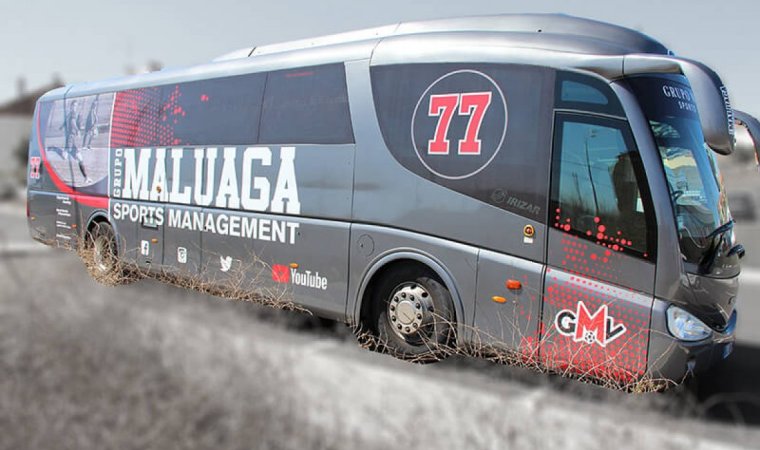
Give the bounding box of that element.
[346,61,552,343]
[473,250,544,353]
[162,205,203,277]
[354,61,553,262]
[28,191,77,247]
[196,143,355,319]
[200,212,350,320]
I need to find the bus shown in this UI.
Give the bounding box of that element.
[27,14,745,386]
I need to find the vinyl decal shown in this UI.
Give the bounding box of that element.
[272,264,328,290]
[39,93,115,200]
[411,70,507,180]
[554,301,627,347]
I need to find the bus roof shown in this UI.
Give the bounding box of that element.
[216,14,671,61]
[55,14,676,102]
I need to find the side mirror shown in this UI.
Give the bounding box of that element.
[676,58,735,155]
[734,110,760,168]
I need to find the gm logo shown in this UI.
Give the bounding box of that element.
[411,70,508,180]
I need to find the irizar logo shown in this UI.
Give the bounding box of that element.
[220,255,233,273]
[554,302,626,347]
[271,264,327,290]
[720,85,735,136]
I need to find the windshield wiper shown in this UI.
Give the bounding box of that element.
[698,219,734,274]
[706,219,734,239]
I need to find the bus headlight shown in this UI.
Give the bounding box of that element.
[666,305,713,341]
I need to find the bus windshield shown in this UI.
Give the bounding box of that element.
[628,75,733,273]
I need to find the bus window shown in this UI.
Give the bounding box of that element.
[550,113,656,261]
[112,72,265,148]
[259,63,354,145]
[370,63,554,221]
[162,73,265,146]
[555,71,624,117]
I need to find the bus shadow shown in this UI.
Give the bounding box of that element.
[681,343,760,426]
[436,342,760,427]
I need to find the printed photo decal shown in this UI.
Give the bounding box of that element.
[43,93,114,194]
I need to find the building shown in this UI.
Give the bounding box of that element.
[0,77,64,188]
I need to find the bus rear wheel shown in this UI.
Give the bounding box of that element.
[83,222,135,286]
[374,266,456,362]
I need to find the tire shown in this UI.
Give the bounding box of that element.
[83,222,136,286]
[373,265,456,362]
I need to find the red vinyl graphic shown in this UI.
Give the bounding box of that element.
[271,265,291,283]
[541,268,650,383]
[427,92,492,155]
[411,70,507,180]
[538,210,652,383]
[111,86,182,148]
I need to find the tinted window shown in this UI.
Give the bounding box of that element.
[111,86,162,148]
[112,73,265,148]
[259,64,354,144]
[555,71,624,117]
[550,114,656,261]
[371,63,554,221]
[162,73,265,146]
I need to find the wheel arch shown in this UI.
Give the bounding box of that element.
[84,210,110,234]
[354,250,466,339]
[83,210,123,255]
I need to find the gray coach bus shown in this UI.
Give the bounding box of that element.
[27,14,745,385]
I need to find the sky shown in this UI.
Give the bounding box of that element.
[2,0,759,114]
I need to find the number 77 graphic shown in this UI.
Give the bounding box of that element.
[428,91,492,155]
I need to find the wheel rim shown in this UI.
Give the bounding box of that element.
[387,282,436,342]
[93,235,112,273]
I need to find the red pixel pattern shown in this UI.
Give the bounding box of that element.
[111,86,184,148]
[538,209,652,383]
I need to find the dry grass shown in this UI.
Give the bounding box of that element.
[78,240,306,313]
[354,315,678,393]
[76,237,682,394]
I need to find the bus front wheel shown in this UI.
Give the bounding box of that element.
[374,266,456,362]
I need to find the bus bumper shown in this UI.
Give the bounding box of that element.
[646,299,737,383]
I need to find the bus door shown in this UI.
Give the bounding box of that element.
[540,112,657,381]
